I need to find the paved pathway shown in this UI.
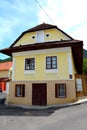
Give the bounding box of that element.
[0,93,6,98]
[0,93,6,104]
[0,102,87,130]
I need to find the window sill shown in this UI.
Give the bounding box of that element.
[56,96,66,98]
[45,69,58,73]
[16,96,22,97]
[24,70,35,74]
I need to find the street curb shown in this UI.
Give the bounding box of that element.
[4,99,87,110]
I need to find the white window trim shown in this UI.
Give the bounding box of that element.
[6,82,9,95]
[45,69,58,73]
[67,53,73,78]
[24,70,35,74]
[13,47,71,57]
[12,58,16,81]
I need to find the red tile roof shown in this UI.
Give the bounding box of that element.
[0,62,12,71]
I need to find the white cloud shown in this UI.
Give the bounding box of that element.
[70,23,87,49]
[38,0,87,49]
[0,0,87,52]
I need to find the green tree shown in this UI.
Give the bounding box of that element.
[0,57,12,63]
[83,58,87,74]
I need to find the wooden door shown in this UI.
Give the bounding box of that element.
[32,83,47,106]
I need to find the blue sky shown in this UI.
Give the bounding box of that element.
[0,0,87,59]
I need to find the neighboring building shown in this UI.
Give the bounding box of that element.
[0,62,12,92]
[0,23,83,105]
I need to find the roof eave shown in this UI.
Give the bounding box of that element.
[0,40,83,74]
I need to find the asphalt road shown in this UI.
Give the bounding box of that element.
[0,103,87,130]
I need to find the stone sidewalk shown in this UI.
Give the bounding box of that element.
[0,92,87,109]
[5,97,87,110]
[0,93,6,104]
[0,93,6,99]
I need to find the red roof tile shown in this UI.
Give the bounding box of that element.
[0,62,12,71]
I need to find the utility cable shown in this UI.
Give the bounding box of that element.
[34,0,55,24]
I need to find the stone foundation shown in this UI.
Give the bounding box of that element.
[7,80,76,105]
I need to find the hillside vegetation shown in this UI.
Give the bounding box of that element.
[83,58,87,74]
[83,49,87,58]
[0,57,12,63]
[83,49,87,74]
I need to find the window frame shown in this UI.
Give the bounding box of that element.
[25,58,35,70]
[46,56,57,69]
[15,84,25,97]
[32,36,35,39]
[55,84,66,98]
[46,34,50,37]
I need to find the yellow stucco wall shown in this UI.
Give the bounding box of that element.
[14,28,71,47]
[14,32,36,46]
[13,49,75,81]
[44,29,71,41]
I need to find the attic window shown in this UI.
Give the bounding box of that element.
[46,34,49,37]
[32,36,35,39]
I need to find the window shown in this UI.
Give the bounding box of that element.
[32,36,35,39]
[25,58,35,70]
[46,34,49,37]
[46,56,57,69]
[15,84,25,97]
[55,84,66,98]
[69,74,73,79]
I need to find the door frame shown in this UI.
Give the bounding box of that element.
[32,83,47,106]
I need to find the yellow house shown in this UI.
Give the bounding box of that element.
[0,23,83,106]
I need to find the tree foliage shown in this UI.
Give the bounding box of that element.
[83,58,87,74]
[0,57,12,63]
[83,49,87,58]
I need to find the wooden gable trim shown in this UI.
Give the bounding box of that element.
[1,40,83,56]
[10,23,57,47]
[10,23,73,47]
